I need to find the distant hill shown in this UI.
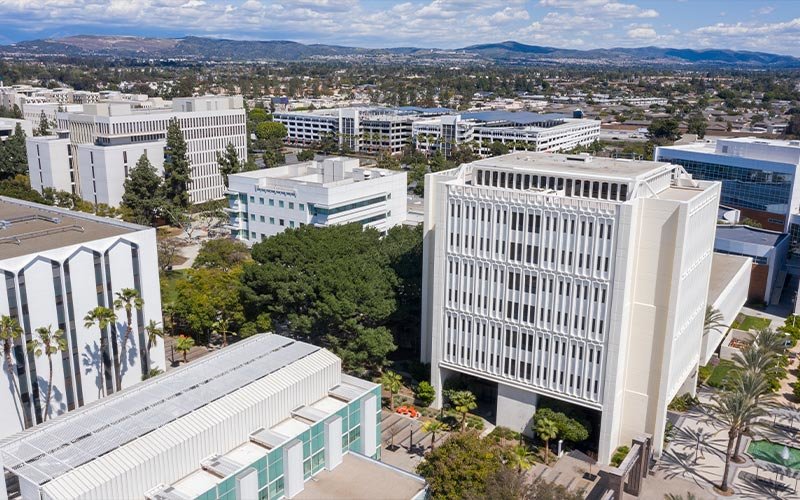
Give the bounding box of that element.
[2,35,799,67]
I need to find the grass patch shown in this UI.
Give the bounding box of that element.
[161,269,189,304]
[731,314,771,331]
[706,359,737,388]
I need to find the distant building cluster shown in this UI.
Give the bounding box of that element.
[275,107,600,157]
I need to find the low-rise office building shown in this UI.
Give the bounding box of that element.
[655,138,800,237]
[421,152,720,463]
[0,334,426,500]
[412,111,600,157]
[26,133,75,194]
[226,157,407,244]
[0,118,32,141]
[0,197,165,440]
[703,253,752,366]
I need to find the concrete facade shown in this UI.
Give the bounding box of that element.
[421,152,720,463]
[25,134,74,194]
[0,197,165,440]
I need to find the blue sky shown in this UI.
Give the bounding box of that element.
[1,0,800,55]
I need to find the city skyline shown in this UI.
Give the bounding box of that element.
[1,1,800,56]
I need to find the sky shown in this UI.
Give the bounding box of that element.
[1,0,800,56]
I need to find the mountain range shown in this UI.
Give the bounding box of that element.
[2,36,798,67]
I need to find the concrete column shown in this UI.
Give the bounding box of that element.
[677,365,698,398]
[235,468,258,500]
[282,440,304,499]
[324,416,343,471]
[360,394,377,457]
[495,383,538,437]
[0,453,7,500]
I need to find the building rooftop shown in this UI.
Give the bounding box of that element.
[462,110,568,125]
[0,334,322,487]
[470,152,676,182]
[715,225,786,247]
[707,252,752,305]
[293,453,427,500]
[0,197,145,260]
[231,157,403,186]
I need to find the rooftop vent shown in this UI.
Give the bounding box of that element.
[565,154,592,163]
[789,141,800,147]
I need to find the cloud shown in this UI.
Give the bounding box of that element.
[627,27,657,39]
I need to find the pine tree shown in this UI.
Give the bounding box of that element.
[36,111,50,136]
[216,142,241,187]
[162,118,191,209]
[0,124,28,180]
[122,154,163,224]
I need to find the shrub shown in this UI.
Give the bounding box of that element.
[793,381,800,400]
[415,381,435,407]
[533,408,589,443]
[668,394,697,412]
[697,364,714,384]
[610,445,630,467]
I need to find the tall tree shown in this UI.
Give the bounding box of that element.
[27,326,66,422]
[686,113,707,138]
[83,306,118,395]
[216,142,241,187]
[122,154,163,225]
[709,390,766,493]
[0,123,28,180]
[193,238,250,271]
[35,111,50,136]
[535,417,559,465]
[647,117,682,145]
[113,288,144,385]
[0,316,24,423]
[144,319,163,369]
[162,118,191,210]
[449,390,478,431]
[380,370,403,411]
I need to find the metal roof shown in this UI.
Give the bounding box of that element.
[461,111,568,126]
[0,334,319,487]
[715,225,787,248]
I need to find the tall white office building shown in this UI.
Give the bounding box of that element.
[421,153,720,462]
[48,95,247,204]
[0,197,165,440]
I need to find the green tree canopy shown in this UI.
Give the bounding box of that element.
[297,149,316,161]
[216,142,242,186]
[646,117,682,145]
[241,224,399,372]
[533,407,590,443]
[0,123,28,180]
[248,108,271,124]
[255,121,287,143]
[686,113,708,139]
[193,238,251,271]
[172,267,246,341]
[122,154,164,225]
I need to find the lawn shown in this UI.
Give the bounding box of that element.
[161,269,189,304]
[705,360,737,388]
[731,314,771,331]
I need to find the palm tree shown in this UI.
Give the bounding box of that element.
[509,444,535,471]
[380,370,403,411]
[0,316,24,418]
[174,335,195,363]
[144,320,164,368]
[211,311,232,347]
[751,328,786,354]
[731,346,777,376]
[536,417,559,465]
[142,367,164,380]
[704,306,726,337]
[27,326,66,422]
[730,370,774,461]
[84,306,118,394]
[422,419,446,450]
[113,288,144,383]
[449,390,477,431]
[709,389,767,493]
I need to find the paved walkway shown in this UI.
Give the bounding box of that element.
[655,387,800,499]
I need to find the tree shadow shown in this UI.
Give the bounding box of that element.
[737,470,795,500]
[115,319,139,379]
[656,447,719,488]
[35,375,67,420]
[4,364,24,428]
[82,341,105,398]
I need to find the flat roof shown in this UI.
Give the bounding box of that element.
[293,453,426,500]
[0,197,145,260]
[470,152,674,181]
[0,334,320,486]
[715,225,786,247]
[462,111,568,125]
[708,252,752,305]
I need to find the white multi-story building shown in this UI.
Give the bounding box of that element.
[0,196,165,440]
[51,95,247,204]
[412,111,600,157]
[275,107,450,155]
[421,152,720,463]
[226,157,407,243]
[0,118,32,141]
[26,133,74,193]
[76,140,166,206]
[0,334,426,500]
